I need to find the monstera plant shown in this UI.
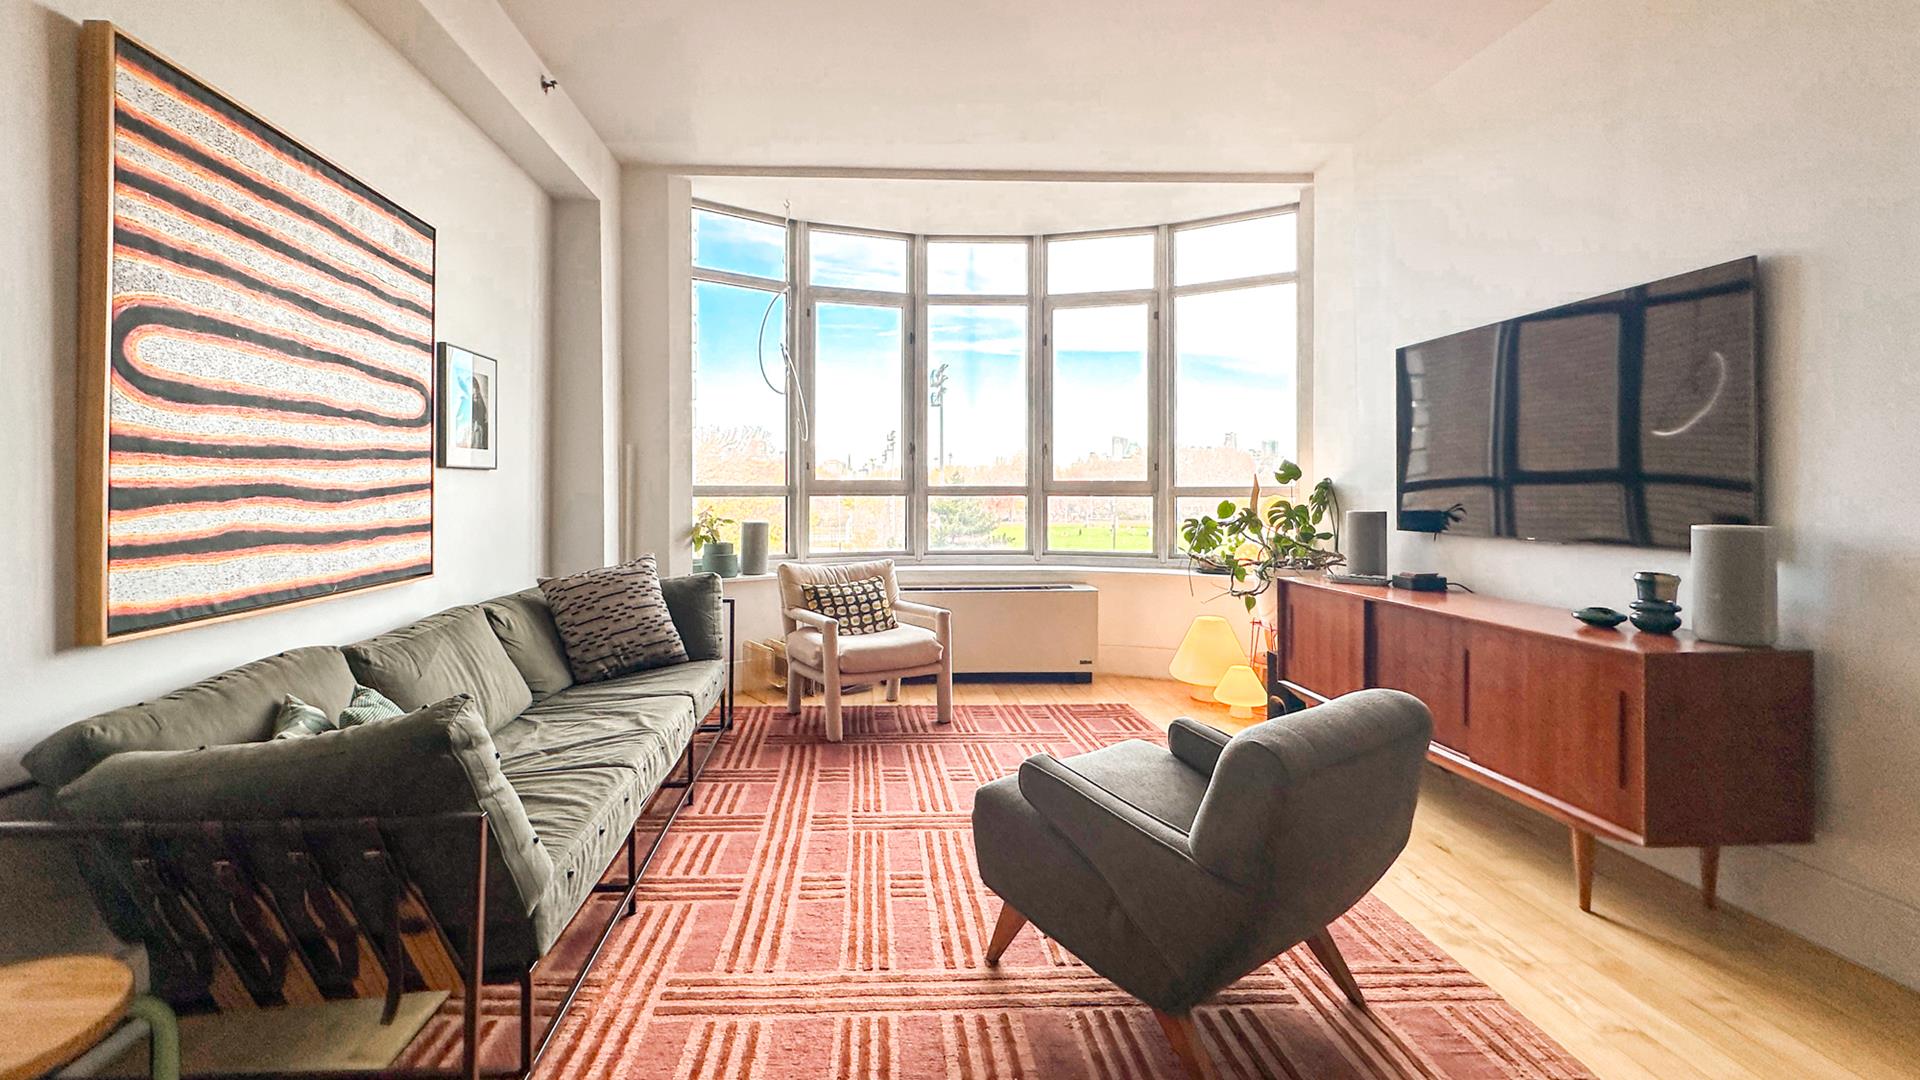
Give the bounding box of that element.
[1179,460,1344,611]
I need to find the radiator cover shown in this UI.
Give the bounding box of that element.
[898,583,1097,677]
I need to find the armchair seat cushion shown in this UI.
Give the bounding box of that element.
[785,623,942,675]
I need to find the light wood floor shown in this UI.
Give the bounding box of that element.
[742,674,1920,1080]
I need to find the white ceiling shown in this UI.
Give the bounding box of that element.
[690,177,1303,235]
[498,0,1551,170]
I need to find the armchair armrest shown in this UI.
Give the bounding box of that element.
[893,599,951,645]
[785,607,839,634]
[1167,718,1233,777]
[1016,754,1254,973]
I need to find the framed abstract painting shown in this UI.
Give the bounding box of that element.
[437,344,499,470]
[76,22,436,643]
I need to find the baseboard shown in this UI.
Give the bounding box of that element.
[1616,841,1920,991]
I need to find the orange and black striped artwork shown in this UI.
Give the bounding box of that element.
[80,25,434,641]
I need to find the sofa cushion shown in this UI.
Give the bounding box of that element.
[785,624,942,675]
[23,645,356,790]
[1056,740,1210,835]
[481,589,575,700]
[593,661,726,723]
[496,691,696,952]
[540,556,687,683]
[345,607,533,734]
[57,695,554,971]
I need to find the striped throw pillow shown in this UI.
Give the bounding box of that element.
[272,694,333,739]
[337,684,406,727]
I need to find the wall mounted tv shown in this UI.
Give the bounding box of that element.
[1395,257,1760,550]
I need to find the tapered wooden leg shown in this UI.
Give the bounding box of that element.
[1153,1010,1218,1080]
[1700,846,1720,910]
[984,902,1028,965]
[1304,927,1365,1007]
[1571,827,1595,913]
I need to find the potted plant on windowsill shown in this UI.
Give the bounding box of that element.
[691,507,739,577]
[1179,460,1343,611]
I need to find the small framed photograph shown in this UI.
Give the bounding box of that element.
[437,343,498,470]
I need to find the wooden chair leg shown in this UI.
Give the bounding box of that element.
[1153,1010,1218,1080]
[1304,927,1365,1008]
[984,902,1028,965]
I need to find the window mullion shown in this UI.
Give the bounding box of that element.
[793,223,813,561]
[1029,234,1047,558]
[909,234,928,559]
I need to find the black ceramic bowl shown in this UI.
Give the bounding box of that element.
[1573,606,1629,628]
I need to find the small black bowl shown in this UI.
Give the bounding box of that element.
[1573,606,1629,629]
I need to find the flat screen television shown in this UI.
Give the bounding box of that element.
[1395,257,1760,550]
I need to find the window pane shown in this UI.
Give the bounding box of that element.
[1051,304,1149,481]
[809,496,906,553]
[809,229,907,291]
[693,281,787,485]
[929,306,1027,485]
[1046,233,1153,294]
[693,495,787,554]
[1047,496,1153,553]
[929,241,1028,294]
[1175,496,1256,554]
[1174,213,1296,285]
[1175,284,1296,485]
[692,208,785,280]
[929,495,1027,551]
[813,302,904,480]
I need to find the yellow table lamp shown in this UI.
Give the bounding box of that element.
[1170,615,1244,702]
[1212,664,1269,719]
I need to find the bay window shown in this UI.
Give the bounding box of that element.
[688,200,1305,565]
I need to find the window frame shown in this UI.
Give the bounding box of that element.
[1164,206,1307,557]
[687,199,1310,568]
[689,200,797,558]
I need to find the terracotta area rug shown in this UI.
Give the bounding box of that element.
[410,703,1593,1078]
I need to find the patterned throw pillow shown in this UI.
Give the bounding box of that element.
[540,555,689,683]
[337,684,406,727]
[801,577,898,636]
[272,695,333,739]
[273,685,408,739]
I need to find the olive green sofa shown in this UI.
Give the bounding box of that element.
[21,574,731,998]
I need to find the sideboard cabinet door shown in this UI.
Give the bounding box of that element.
[1371,604,1470,755]
[1280,584,1368,700]
[1462,628,1645,833]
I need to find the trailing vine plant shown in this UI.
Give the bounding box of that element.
[1178,460,1344,611]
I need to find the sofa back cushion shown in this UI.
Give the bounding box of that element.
[22,645,356,790]
[345,607,532,733]
[480,589,575,700]
[659,573,725,662]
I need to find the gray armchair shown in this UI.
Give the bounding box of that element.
[971,689,1433,1078]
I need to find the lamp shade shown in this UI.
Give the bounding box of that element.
[1212,664,1268,719]
[1170,616,1244,701]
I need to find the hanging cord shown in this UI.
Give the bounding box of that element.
[755,199,809,443]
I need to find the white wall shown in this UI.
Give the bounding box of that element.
[0,0,557,780]
[1314,0,1920,987]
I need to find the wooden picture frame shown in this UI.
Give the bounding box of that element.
[436,344,499,470]
[77,22,436,644]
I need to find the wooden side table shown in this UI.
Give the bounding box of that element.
[0,954,178,1080]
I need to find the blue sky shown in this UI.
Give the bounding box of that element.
[691,210,1297,479]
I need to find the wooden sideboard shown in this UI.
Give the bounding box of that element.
[1273,576,1814,912]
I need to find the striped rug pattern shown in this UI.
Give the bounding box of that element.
[104,35,434,636]
[412,703,1594,1078]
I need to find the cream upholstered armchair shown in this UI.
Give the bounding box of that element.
[778,559,953,741]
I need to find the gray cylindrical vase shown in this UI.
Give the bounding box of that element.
[1344,510,1389,577]
[739,520,771,575]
